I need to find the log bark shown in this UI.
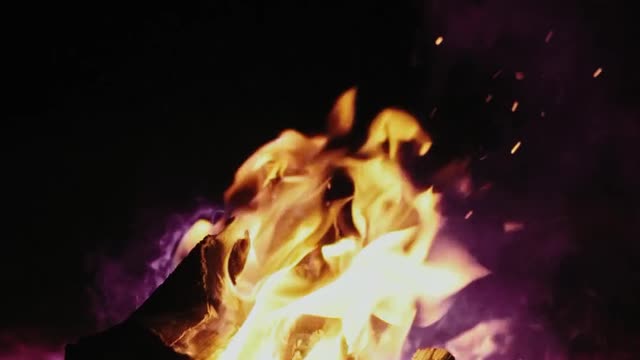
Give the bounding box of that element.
[412,347,455,360]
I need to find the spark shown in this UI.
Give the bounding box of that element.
[430,107,438,118]
[541,111,546,118]
[464,210,474,220]
[435,36,444,46]
[510,141,522,154]
[511,101,519,112]
[515,72,525,80]
[480,183,493,192]
[492,69,503,79]
[545,30,554,43]
[593,67,603,78]
[503,221,524,233]
[485,94,493,103]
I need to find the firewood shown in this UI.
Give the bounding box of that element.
[411,347,455,360]
[65,235,248,359]
[65,322,189,360]
[129,235,227,344]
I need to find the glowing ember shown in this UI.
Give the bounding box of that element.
[593,67,603,78]
[173,88,488,359]
[435,36,444,46]
[511,101,519,112]
[464,210,474,220]
[503,221,524,233]
[545,30,554,43]
[510,141,522,154]
[514,72,525,80]
[485,94,493,103]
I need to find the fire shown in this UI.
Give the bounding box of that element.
[177,88,488,359]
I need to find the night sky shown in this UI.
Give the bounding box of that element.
[4,0,639,358]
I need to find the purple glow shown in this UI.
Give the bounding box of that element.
[89,204,223,330]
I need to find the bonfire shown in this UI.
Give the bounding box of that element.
[67,88,488,360]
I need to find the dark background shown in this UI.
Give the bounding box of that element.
[3,0,639,357]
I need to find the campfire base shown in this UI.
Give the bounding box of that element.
[65,235,456,359]
[66,323,454,360]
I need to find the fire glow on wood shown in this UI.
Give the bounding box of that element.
[68,88,490,360]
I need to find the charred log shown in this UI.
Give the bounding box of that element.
[65,235,248,359]
[64,322,189,360]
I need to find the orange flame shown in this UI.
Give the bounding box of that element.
[186,88,488,359]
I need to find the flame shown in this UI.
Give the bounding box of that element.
[173,219,218,266]
[187,88,488,360]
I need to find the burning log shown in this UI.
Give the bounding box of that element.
[411,348,455,360]
[130,234,248,345]
[66,234,248,359]
[65,322,189,360]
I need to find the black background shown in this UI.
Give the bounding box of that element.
[4,0,639,356]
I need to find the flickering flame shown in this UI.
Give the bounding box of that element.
[188,88,488,360]
[173,219,218,266]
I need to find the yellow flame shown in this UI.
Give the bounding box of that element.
[190,88,487,360]
[328,87,357,136]
[173,219,217,266]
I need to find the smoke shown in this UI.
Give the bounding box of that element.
[0,347,62,360]
[404,0,640,358]
[0,331,64,360]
